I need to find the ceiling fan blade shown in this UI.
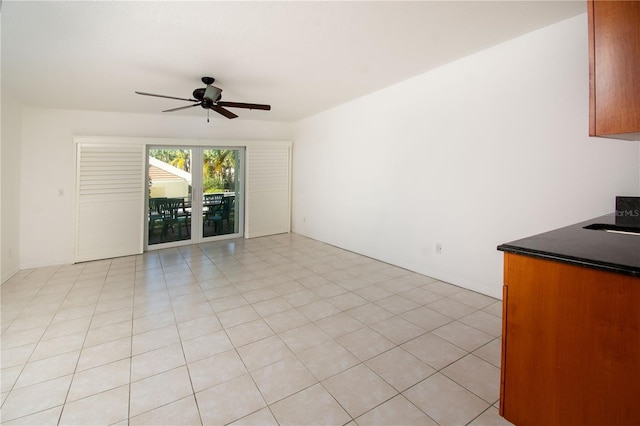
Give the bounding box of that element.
[163,103,201,112]
[217,101,271,110]
[135,91,197,102]
[211,105,238,119]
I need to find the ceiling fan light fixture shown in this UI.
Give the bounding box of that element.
[204,85,222,102]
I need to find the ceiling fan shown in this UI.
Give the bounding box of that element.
[135,76,270,121]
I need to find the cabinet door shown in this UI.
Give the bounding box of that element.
[589,1,640,140]
[589,0,640,140]
[501,253,640,425]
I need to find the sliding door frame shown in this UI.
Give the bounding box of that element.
[145,146,246,251]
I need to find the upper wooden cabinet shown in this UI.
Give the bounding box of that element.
[588,0,640,140]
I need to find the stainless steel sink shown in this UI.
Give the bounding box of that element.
[584,223,640,235]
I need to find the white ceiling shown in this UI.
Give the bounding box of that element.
[1,1,585,122]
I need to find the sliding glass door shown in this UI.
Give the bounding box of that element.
[148,148,193,246]
[147,146,244,248]
[202,149,241,238]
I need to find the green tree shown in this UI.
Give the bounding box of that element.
[170,150,190,172]
[203,150,235,192]
[149,149,191,172]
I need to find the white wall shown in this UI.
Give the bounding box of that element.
[18,108,294,269]
[292,13,640,299]
[1,96,23,283]
[0,19,22,283]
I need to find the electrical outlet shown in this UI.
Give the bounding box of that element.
[436,243,442,254]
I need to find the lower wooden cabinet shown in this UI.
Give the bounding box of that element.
[500,253,640,425]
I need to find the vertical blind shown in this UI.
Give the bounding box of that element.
[245,145,291,238]
[75,144,145,262]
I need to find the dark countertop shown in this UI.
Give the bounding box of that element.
[498,214,640,277]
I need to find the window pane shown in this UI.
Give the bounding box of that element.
[202,149,239,238]
[148,148,192,245]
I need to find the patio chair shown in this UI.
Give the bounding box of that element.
[209,196,234,234]
[148,197,167,237]
[160,198,190,238]
[203,193,224,227]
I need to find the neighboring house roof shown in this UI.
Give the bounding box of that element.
[149,165,183,182]
[148,157,192,183]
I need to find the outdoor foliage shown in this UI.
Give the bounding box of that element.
[203,150,235,193]
[150,149,191,172]
[149,149,236,193]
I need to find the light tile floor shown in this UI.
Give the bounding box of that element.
[1,234,514,425]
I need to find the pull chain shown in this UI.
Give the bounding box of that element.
[207,109,210,123]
